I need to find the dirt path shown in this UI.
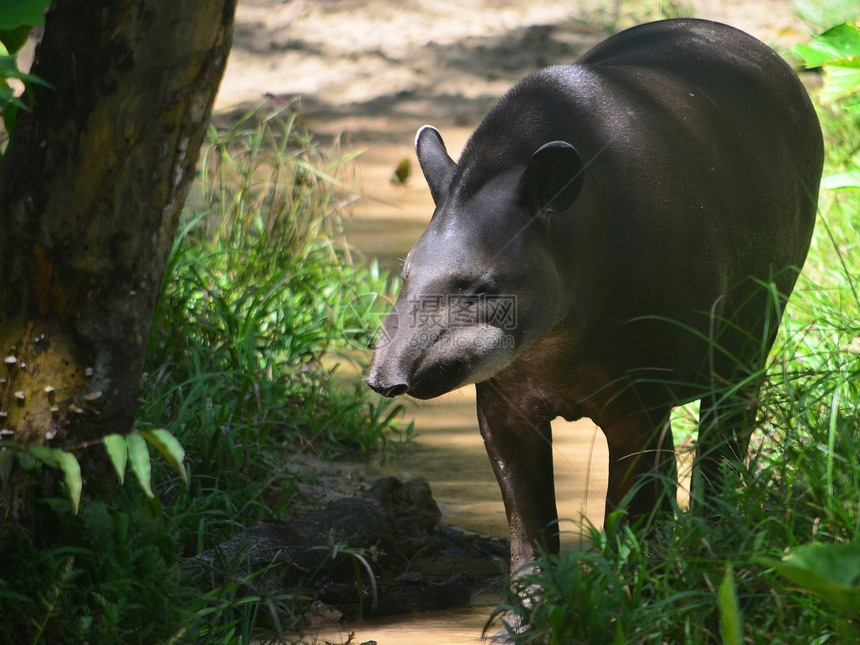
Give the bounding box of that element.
[218,0,806,113]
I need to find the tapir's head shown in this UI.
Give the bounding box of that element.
[365,125,584,399]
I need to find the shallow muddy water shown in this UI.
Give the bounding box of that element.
[308,605,499,645]
[369,388,609,543]
[302,388,610,645]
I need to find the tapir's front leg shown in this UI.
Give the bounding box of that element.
[476,382,558,575]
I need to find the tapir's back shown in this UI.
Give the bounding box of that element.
[578,18,809,114]
[552,19,823,325]
[574,18,822,260]
[466,20,822,274]
[562,19,823,395]
[581,18,791,77]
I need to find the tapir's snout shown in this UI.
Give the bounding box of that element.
[364,306,412,398]
[365,343,468,401]
[364,374,408,398]
[364,342,408,397]
[365,298,481,401]
[364,256,527,400]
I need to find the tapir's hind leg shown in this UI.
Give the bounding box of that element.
[602,406,677,523]
[694,284,783,506]
[476,382,558,576]
[695,387,757,504]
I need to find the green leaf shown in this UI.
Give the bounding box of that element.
[56,450,82,514]
[17,450,35,470]
[795,23,860,68]
[126,432,153,498]
[822,170,860,190]
[0,0,50,31]
[719,563,743,645]
[27,446,82,514]
[3,98,18,131]
[820,61,860,104]
[0,52,54,86]
[103,434,128,485]
[140,428,188,486]
[27,444,59,467]
[795,23,860,104]
[760,543,860,614]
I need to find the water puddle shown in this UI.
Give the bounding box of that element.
[295,384,608,643]
[307,605,499,645]
[366,388,609,541]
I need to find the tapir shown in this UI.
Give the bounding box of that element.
[365,18,823,575]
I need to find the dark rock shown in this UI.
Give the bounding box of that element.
[183,476,508,623]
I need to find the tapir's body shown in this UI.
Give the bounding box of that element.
[366,19,823,574]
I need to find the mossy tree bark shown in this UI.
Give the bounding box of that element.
[0,0,236,528]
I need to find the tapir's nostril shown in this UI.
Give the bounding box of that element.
[381,383,409,397]
[365,376,409,398]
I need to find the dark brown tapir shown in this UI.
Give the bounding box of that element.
[366,18,823,575]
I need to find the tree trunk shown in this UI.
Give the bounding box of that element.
[0,0,236,527]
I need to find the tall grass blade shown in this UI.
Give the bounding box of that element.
[718,563,743,645]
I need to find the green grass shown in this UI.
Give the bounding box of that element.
[0,104,407,644]
[139,105,409,551]
[494,23,860,645]
[143,105,410,641]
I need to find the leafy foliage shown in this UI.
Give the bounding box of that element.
[761,544,860,615]
[0,104,405,643]
[0,428,188,516]
[137,107,407,552]
[796,22,860,189]
[0,493,189,645]
[796,23,860,105]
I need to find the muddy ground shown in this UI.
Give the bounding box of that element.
[218,0,808,121]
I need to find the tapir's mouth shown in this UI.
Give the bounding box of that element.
[405,359,470,400]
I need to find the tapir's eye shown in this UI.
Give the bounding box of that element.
[452,278,471,293]
[454,276,502,296]
[479,278,502,296]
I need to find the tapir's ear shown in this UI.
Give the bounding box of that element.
[518,141,584,215]
[415,125,457,206]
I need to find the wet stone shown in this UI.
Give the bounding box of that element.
[183,476,509,623]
